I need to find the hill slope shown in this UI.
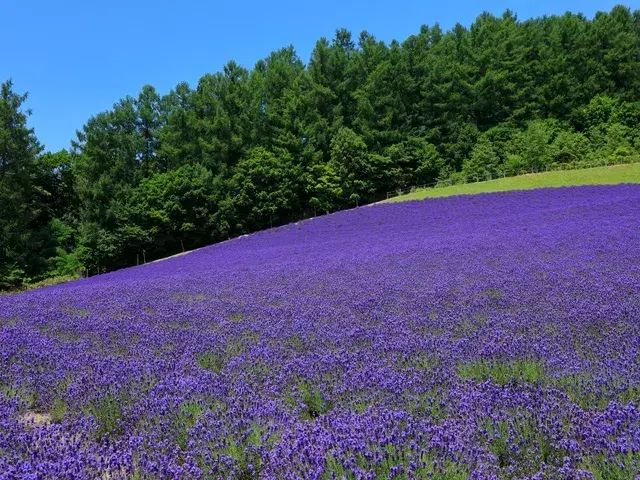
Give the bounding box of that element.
[387,163,640,202]
[1,185,640,478]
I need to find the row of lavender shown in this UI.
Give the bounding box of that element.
[1,185,639,479]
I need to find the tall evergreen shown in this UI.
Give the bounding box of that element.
[0,81,43,288]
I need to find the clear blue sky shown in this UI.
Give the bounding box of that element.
[2,0,636,152]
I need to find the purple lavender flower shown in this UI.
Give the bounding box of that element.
[1,185,640,479]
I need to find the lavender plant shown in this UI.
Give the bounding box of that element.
[1,185,639,479]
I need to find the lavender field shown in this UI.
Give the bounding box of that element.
[1,185,640,479]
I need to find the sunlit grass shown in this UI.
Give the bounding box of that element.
[386,163,640,202]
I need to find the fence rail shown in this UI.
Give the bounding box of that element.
[385,156,640,201]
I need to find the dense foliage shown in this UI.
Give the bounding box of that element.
[1,185,640,478]
[0,82,78,289]
[2,5,640,286]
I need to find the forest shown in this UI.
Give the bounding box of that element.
[1,5,640,289]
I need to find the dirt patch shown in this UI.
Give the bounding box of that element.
[21,411,52,425]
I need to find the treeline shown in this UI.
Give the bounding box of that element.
[2,5,640,289]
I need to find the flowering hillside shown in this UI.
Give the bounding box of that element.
[1,185,640,479]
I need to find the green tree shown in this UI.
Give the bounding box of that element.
[386,137,443,188]
[129,164,218,257]
[307,162,343,215]
[508,120,561,171]
[329,127,373,205]
[157,82,198,172]
[0,80,43,287]
[136,85,163,175]
[462,137,501,180]
[223,147,301,233]
[33,150,81,278]
[551,131,591,164]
